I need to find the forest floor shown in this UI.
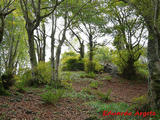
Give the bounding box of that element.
[0,72,148,120]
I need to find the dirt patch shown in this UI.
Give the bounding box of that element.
[0,90,93,120]
[72,73,148,104]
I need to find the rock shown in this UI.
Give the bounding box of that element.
[103,63,118,76]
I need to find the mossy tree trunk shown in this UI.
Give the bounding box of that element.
[147,27,160,110]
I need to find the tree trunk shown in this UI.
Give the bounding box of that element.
[55,29,67,85]
[122,57,136,80]
[42,23,46,62]
[89,34,93,62]
[79,42,84,60]
[147,27,160,110]
[55,45,61,82]
[51,35,55,85]
[0,16,5,44]
[27,29,37,69]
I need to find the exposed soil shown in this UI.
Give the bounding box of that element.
[0,73,148,120]
[0,90,93,120]
[72,73,148,104]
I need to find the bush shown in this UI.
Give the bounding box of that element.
[1,72,15,89]
[89,81,101,89]
[21,62,52,86]
[112,50,147,80]
[84,60,103,73]
[61,80,72,90]
[15,82,26,93]
[94,47,113,65]
[0,84,10,96]
[96,88,112,102]
[41,89,65,105]
[130,95,150,112]
[105,76,112,81]
[61,52,84,71]
[64,90,95,101]
[86,72,96,78]
[135,62,149,80]
[20,69,32,86]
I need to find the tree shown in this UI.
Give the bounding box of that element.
[119,0,160,110]
[66,27,85,60]
[0,0,16,44]
[35,22,46,62]
[50,0,92,86]
[73,0,106,72]
[20,0,64,81]
[106,1,146,79]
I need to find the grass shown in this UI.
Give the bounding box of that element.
[40,89,65,105]
[86,101,145,120]
[80,72,96,79]
[104,75,112,81]
[0,86,11,96]
[96,88,112,102]
[89,81,100,89]
[63,90,95,101]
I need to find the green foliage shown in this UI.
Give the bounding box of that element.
[20,69,32,86]
[94,47,113,65]
[104,76,112,81]
[61,51,84,71]
[112,50,147,80]
[64,90,95,101]
[86,101,129,113]
[40,89,65,105]
[89,80,101,89]
[34,61,52,85]
[81,87,93,95]
[150,110,160,120]
[130,95,149,111]
[20,62,51,86]
[0,84,10,96]
[61,80,72,90]
[80,72,96,79]
[84,59,103,73]
[15,82,26,93]
[97,88,112,102]
[86,72,96,78]
[135,62,149,80]
[1,72,15,89]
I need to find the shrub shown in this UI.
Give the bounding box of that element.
[21,62,52,86]
[34,61,52,85]
[86,101,130,113]
[20,69,32,86]
[0,84,10,96]
[135,62,149,80]
[61,51,84,71]
[81,87,93,94]
[61,80,72,90]
[84,59,103,73]
[89,81,101,89]
[94,47,113,66]
[1,72,15,89]
[64,90,95,101]
[62,56,83,71]
[105,76,112,81]
[130,95,150,112]
[41,89,65,105]
[86,72,96,78]
[15,82,26,93]
[96,88,112,102]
